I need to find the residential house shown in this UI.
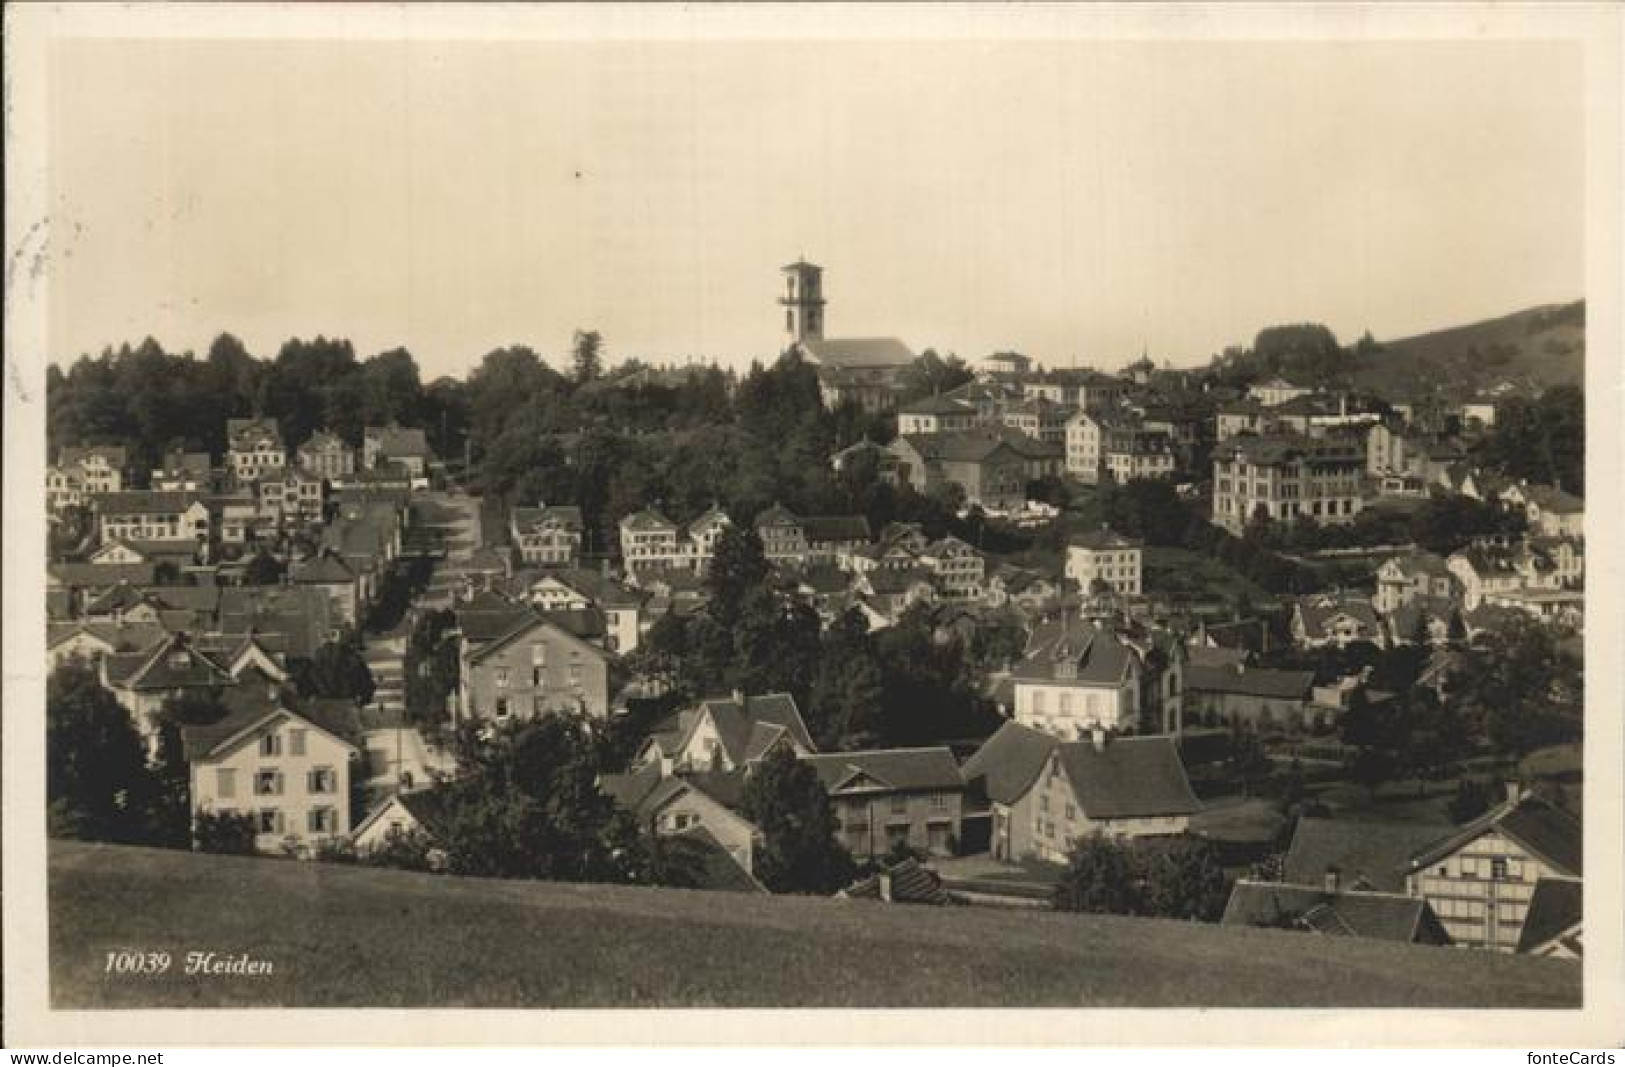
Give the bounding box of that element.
[100,632,272,742]
[802,747,965,858]
[1064,409,1111,483]
[92,491,211,545]
[998,397,1075,446]
[1403,789,1582,952]
[226,417,286,484]
[1249,378,1313,408]
[256,467,325,523]
[632,692,816,775]
[457,608,611,722]
[886,431,1031,512]
[510,502,585,566]
[363,424,431,477]
[87,538,199,569]
[1215,399,1268,441]
[983,565,1064,614]
[1291,593,1385,649]
[1182,663,1315,731]
[599,764,767,893]
[1011,621,1144,738]
[1447,544,1561,611]
[297,431,355,480]
[351,787,452,862]
[917,536,984,600]
[1065,526,1142,596]
[963,722,1199,863]
[980,351,1033,378]
[898,395,981,435]
[46,463,87,514]
[184,690,361,854]
[150,449,214,492]
[58,445,127,495]
[48,621,168,671]
[290,553,361,627]
[1373,551,1459,614]
[852,567,938,620]
[1211,433,1365,533]
[1281,815,1449,893]
[512,568,644,655]
[1102,422,1176,484]
[1501,483,1584,540]
[618,506,731,580]
[1222,879,1450,945]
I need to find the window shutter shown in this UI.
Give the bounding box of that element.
[275,772,285,796]
[307,770,317,793]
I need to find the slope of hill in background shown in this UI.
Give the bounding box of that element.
[1350,301,1584,403]
[49,841,1579,1009]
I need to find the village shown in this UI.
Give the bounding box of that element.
[44,262,1585,965]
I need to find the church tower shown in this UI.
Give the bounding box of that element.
[779,260,826,346]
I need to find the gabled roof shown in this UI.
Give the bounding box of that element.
[898,431,1023,466]
[900,395,976,417]
[59,444,129,467]
[539,567,644,609]
[512,504,584,531]
[1221,881,1443,943]
[1069,525,1140,552]
[753,503,800,529]
[291,553,357,585]
[672,825,770,894]
[1054,736,1201,819]
[619,507,677,532]
[1521,484,1583,515]
[91,490,207,516]
[455,590,537,643]
[364,424,429,457]
[1408,793,1581,878]
[352,787,457,844]
[110,633,236,692]
[1380,550,1453,580]
[960,721,1059,806]
[801,747,963,794]
[801,515,871,543]
[800,337,916,370]
[48,620,169,656]
[1283,818,1450,894]
[1012,621,1136,687]
[839,857,950,905]
[182,699,360,763]
[1517,878,1583,954]
[1184,664,1314,700]
[48,562,159,589]
[1294,594,1382,639]
[465,610,608,667]
[684,692,816,767]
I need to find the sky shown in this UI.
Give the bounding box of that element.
[46,36,1584,378]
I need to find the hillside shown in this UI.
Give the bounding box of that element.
[1350,301,1584,403]
[49,841,1579,1009]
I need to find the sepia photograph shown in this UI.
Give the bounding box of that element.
[4,0,1622,1049]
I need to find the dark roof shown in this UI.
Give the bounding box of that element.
[1012,622,1137,687]
[1516,878,1583,953]
[455,591,537,643]
[393,788,458,841]
[800,337,916,369]
[1294,594,1382,639]
[802,747,963,794]
[365,424,429,457]
[1216,433,1364,467]
[49,563,159,589]
[1408,793,1582,878]
[1069,526,1141,551]
[898,431,1023,466]
[673,825,769,894]
[960,721,1059,806]
[694,692,816,764]
[900,396,975,416]
[1221,881,1442,943]
[800,515,871,543]
[1283,818,1450,894]
[840,857,950,905]
[512,504,584,530]
[540,606,608,641]
[1185,664,1315,700]
[1055,736,1201,819]
[290,554,356,584]
[91,490,205,516]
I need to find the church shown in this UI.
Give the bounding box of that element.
[778,260,915,413]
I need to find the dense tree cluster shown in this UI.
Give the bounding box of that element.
[1053,834,1230,922]
[1472,385,1584,496]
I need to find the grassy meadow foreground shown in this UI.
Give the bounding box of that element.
[50,841,1579,1009]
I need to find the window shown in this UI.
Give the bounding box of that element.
[929,793,948,811]
[307,807,338,833]
[531,644,548,668]
[1066,803,1076,821]
[254,770,282,796]
[532,667,544,687]
[289,729,306,757]
[260,733,282,757]
[307,767,337,794]
[494,698,509,719]
[568,665,583,688]
[256,809,282,834]
[216,769,236,798]
[495,667,510,689]
[671,813,695,831]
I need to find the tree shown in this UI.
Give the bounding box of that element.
[47,664,158,844]
[243,551,285,586]
[808,609,885,749]
[572,329,604,383]
[740,746,854,894]
[297,634,377,705]
[705,524,772,622]
[1053,833,1144,915]
[1141,837,1231,922]
[194,810,259,855]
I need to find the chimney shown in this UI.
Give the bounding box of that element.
[1505,781,1523,806]
[879,867,894,903]
[1091,725,1106,752]
[1324,865,1341,894]
[730,686,743,704]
